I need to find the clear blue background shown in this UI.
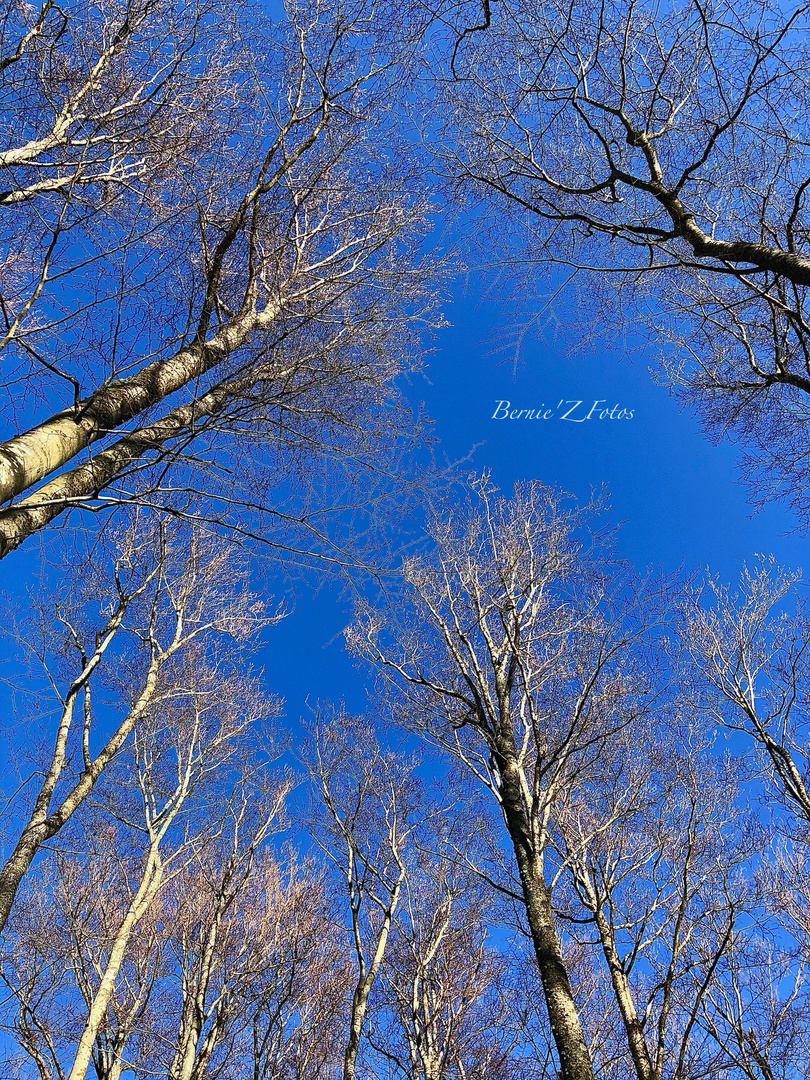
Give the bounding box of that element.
[260,291,809,722]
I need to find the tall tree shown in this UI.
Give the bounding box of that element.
[303,713,425,1080]
[349,479,658,1080]
[680,559,810,1076]
[372,820,524,1080]
[348,478,760,1080]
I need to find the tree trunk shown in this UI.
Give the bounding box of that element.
[344,880,401,1080]
[169,914,223,1080]
[0,656,160,934]
[0,298,281,508]
[0,357,277,558]
[0,825,50,935]
[67,849,164,1080]
[498,757,595,1080]
[592,904,653,1080]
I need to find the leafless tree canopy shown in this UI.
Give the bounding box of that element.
[0,0,441,561]
[0,482,808,1080]
[348,480,810,1080]
[2,2,810,1079]
[432,0,810,520]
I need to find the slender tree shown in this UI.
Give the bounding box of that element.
[303,713,426,1080]
[349,479,661,1080]
[373,823,523,1080]
[680,559,810,1075]
[0,515,279,934]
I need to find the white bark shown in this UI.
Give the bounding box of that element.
[66,847,165,1080]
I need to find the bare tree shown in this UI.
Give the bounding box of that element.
[0,0,229,209]
[348,479,764,1080]
[348,479,671,1080]
[233,858,350,1080]
[371,824,525,1080]
[679,559,810,1075]
[682,559,810,835]
[0,514,279,935]
[63,622,272,1080]
[160,779,296,1080]
[432,0,810,520]
[0,647,282,1080]
[0,826,171,1080]
[698,924,810,1080]
[303,713,430,1080]
[0,0,440,560]
[0,801,352,1080]
[553,708,754,1080]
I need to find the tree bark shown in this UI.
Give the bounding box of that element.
[343,879,401,1080]
[67,849,164,1080]
[0,300,280,511]
[0,344,301,559]
[0,649,161,933]
[169,903,227,1080]
[592,904,653,1080]
[498,756,595,1080]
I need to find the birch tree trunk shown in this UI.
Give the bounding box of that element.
[0,653,162,934]
[66,848,165,1080]
[0,523,267,933]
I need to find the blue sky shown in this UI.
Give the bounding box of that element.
[260,289,809,724]
[4,287,801,734]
